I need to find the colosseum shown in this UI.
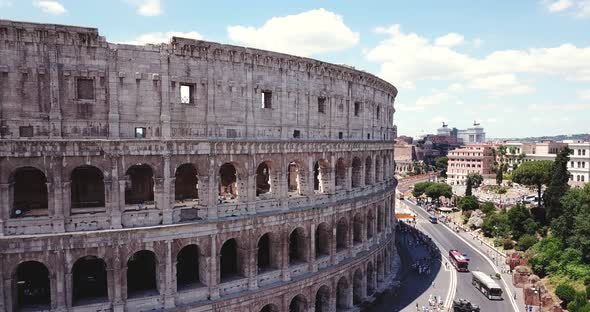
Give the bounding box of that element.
[0,19,398,312]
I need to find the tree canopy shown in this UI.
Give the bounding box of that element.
[465,173,483,196]
[425,182,453,199]
[434,156,448,177]
[512,160,553,207]
[544,147,572,222]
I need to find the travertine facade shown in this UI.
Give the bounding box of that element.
[0,20,398,312]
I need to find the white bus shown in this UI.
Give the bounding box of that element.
[471,271,503,300]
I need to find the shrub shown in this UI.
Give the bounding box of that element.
[502,238,514,250]
[516,234,537,251]
[459,195,479,211]
[481,202,496,215]
[493,238,503,247]
[587,285,590,300]
[566,292,588,312]
[555,283,577,306]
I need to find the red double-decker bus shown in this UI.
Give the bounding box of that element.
[449,249,469,272]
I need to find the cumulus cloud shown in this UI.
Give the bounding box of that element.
[122,31,204,45]
[544,0,590,18]
[128,0,161,16]
[33,0,66,15]
[227,8,359,57]
[435,33,464,47]
[366,24,590,95]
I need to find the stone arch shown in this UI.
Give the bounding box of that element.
[288,294,308,312]
[287,159,306,195]
[313,158,330,194]
[127,250,158,298]
[124,164,154,205]
[353,213,364,244]
[351,157,362,188]
[336,217,349,251]
[10,166,48,218]
[289,227,307,264]
[367,261,376,295]
[259,303,280,312]
[365,156,373,185]
[382,155,388,180]
[70,165,105,210]
[353,268,364,304]
[219,163,238,201]
[336,276,350,310]
[334,158,347,189]
[377,254,385,282]
[377,205,384,233]
[220,238,241,281]
[315,284,331,312]
[256,161,272,196]
[315,222,331,257]
[176,244,202,290]
[367,208,375,239]
[72,255,108,305]
[175,163,199,201]
[14,260,51,310]
[375,156,382,183]
[257,232,279,272]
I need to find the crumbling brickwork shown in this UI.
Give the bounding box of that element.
[0,19,399,312]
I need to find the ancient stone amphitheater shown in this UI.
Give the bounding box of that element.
[0,19,398,312]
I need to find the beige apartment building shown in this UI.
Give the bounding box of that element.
[447,145,494,185]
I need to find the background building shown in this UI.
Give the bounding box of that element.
[447,144,495,185]
[457,122,486,144]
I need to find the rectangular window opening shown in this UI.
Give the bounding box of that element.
[293,130,301,138]
[318,97,326,113]
[339,132,343,139]
[261,91,272,109]
[180,83,194,104]
[77,78,95,100]
[354,102,361,116]
[19,126,34,137]
[135,127,146,138]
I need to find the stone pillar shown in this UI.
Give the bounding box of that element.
[53,252,67,311]
[62,181,71,219]
[209,235,220,300]
[112,247,125,312]
[0,183,9,236]
[277,170,289,211]
[0,261,9,312]
[48,180,65,233]
[245,173,257,215]
[159,53,171,139]
[163,240,175,308]
[310,224,317,272]
[280,230,290,282]
[48,48,62,138]
[65,271,72,309]
[246,242,258,290]
[107,56,121,138]
[345,165,352,191]
[154,177,165,218]
[331,226,338,266]
[161,156,173,224]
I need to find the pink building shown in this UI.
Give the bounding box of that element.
[447,144,494,185]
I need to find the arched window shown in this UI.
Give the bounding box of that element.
[175,164,198,201]
[71,166,105,210]
[256,162,271,196]
[257,233,272,272]
[336,218,348,251]
[353,213,363,244]
[375,158,382,183]
[377,206,384,233]
[313,159,330,194]
[367,262,375,295]
[287,161,300,194]
[72,256,108,304]
[367,210,375,239]
[220,238,240,281]
[336,277,350,310]
[289,228,306,264]
[15,261,51,310]
[127,250,158,298]
[315,223,331,257]
[382,155,388,180]
[125,164,154,205]
[11,167,48,217]
[351,157,362,188]
[365,157,372,185]
[289,294,307,312]
[315,285,331,312]
[176,245,201,290]
[335,158,346,189]
[353,269,364,304]
[260,304,279,312]
[219,163,238,201]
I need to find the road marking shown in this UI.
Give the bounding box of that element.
[409,202,521,312]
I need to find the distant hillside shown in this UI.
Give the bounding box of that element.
[492,133,590,142]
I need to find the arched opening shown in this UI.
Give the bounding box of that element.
[382,155,388,180]
[313,159,330,194]
[220,238,240,281]
[376,105,380,120]
[336,217,348,251]
[335,158,346,189]
[353,269,364,304]
[219,163,238,201]
[365,157,372,185]
[367,262,375,296]
[353,213,363,244]
[176,244,201,290]
[126,250,158,298]
[11,167,48,217]
[375,158,382,183]
[377,256,385,283]
[315,285,331,312]
[315,222,331,257]
[72,256,108,305]
[289,294,307,312]
[256,162,271,196]
[367,210,375,239]
[351,157,362,188]
[336,276,350,310]
[15,261,50,310]
[124,164,154,205]
[287,161,301,194]
[257,233,272,272]
[71,166,105,210]
[259,304,279,312]
[377,206,384,233]
[175,164,199,202]
[289,227,306,264]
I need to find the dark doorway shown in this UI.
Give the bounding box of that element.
[72,256,108,304]
[175,164,199,201]
[220,239,239,281]
[257,233,272,271]
[12,167,48,217]
[127,250,158,298]
[125,165,154,205]
[15,261,51,310]
[176,245,200,290]
[71,166,105,209]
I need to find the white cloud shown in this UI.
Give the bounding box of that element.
[448,83,464,92]
[122,31,204,45]
[473,38,483,48]
[227,8,359,57]
[435,33,464,47]
[128,0,161,16]
[487,118,497,123]
[366,24,590,96]
[33,0,66,15]
[0,0,13,8]
[577,89,590,100]
[544,0,590,18]
[527,103,590,112]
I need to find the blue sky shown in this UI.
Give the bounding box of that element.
[1,0,590,138]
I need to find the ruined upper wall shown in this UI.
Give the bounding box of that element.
[0,19,397,141]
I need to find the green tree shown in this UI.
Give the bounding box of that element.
[481,202,496,215]
[516,234,538,251]
[465,173,483,196]
[434,156,448,177]
[481,212,510,237]
[412,181,432,198]
[425,183,453,202]
[458,195,479,211]
[544,147,572,223]
[507,204,536,239]
[551,183,590,260]
[556,283,577,307]
[512,160,553,208]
